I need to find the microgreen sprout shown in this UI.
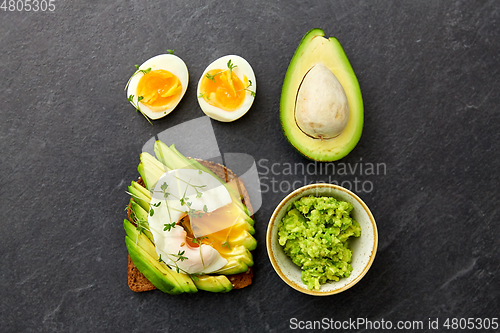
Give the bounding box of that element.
[205,59,238,82]
[135,219,150,237]
[175,176,207,200]
[191,236,208,245]
[149,201,161,216]
[160,183,170,199]
[175,177,208,218]
[198,92,210,100]
[227,59,237,80]
[236,79,256,97]
[187,204,209,219]
[173,250,188,262]
[125,64,153,125]
[127,94,153,125]
[168,250,189,273]
[128,208,151,239]
[124,66,151,90]
[205,71,222,82]
[163,222,176,232]
[159,182,174,223]
[159,251,189,274]
[238,88,255,97]
[192,237,209,269]
[167,49,175,54]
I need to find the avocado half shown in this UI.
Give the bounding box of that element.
[280,29,363,161]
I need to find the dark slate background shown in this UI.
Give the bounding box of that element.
[1,1,499,332]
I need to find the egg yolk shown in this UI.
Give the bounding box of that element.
[136,69,182,111]
[200,69,247,111]
[178,201,248,259]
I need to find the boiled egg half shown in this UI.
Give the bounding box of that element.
[148,168,244,274]
[197,55,256,122]
[126,54,188,120]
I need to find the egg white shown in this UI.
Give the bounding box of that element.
[148,169,234,274]
[197,55,256,122]
[127,54,188,120]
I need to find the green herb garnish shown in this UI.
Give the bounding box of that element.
[127,94,152,125]
[227,59,237,80]
[205,71,222,82]
[125,65,151,90]
[205,59,238,82]
[163,222,176,232]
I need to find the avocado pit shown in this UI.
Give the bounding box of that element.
[294,64,349,140]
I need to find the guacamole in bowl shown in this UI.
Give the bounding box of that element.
[278,196,361,290]
[266,184,377,295]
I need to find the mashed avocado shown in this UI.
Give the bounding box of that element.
[278,196,361,290]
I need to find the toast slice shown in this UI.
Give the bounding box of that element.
[127,159,254,292]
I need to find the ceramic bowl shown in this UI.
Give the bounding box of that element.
[266,183,378,295]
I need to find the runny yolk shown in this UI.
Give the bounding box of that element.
[200,69,246,111]
[136,69,182,111]
[178,201,248,259]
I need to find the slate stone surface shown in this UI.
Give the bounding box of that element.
[1,1,499,332]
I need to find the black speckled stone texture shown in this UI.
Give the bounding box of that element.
[1,1,499,332]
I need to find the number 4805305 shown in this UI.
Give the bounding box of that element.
[1,0,56,11]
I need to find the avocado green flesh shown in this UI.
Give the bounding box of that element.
[125,236,184,294]
[194,275,233,293]
[280,28,363,162]
[128,200,154,244]
[124,220,198,294]
[126,142,258,293]
[278,196,361,290]
[214,246,254,275]
[128,181,151,212]
[229,230,257,251]
[124,218,253,292]
[124,219,157,258]
[215,259,249,275]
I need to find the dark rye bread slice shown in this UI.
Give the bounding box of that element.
[127,159,254,292]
